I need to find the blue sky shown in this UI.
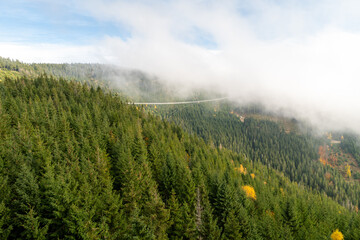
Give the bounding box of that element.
[0,0,345,48]
[1,0,360,133]
[1,0,360,53]
[0,0,130,44]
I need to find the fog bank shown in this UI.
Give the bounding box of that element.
[84,0,360,134]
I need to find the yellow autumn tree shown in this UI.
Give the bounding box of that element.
[238,165,244,173]
[331,229,344,240]
[242,185,256,200]
[235,164,246,174]
[346,164,351,178]
[250,173,255,179]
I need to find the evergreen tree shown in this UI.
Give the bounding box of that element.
[222,209,242,239]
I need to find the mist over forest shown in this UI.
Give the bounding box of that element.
[1,1,360,239]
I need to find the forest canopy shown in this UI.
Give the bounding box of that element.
[0,75,360,239]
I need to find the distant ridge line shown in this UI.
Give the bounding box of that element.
[129,97,229,105]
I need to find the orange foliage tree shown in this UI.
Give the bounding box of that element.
[318,145,329,166]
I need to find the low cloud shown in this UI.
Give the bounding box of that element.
[4,0,360,134]
[87,0,360,134]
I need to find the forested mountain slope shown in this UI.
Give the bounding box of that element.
[1,76,360,239]
[160,104,360,210]
[0,57,171,102]
[341,134,360,165]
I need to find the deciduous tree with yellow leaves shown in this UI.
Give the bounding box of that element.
[235,164,246,174]
[346,164,351,178]
[331,229,343,240]
[242,185,256,200]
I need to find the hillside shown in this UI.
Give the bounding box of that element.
[1,76,360,239]
[0,57,172,102]
[3,58,360,206]
[155,103,360,210]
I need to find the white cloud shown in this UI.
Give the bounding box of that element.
[0,42,99,63]
[86,0,360,133]
[3,0,360,133]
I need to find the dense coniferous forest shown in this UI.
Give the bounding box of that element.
[1,75,360,239]
[0,57,106,85]
[2,58,360,239]
[341,134,360,164]
[161,104,360,210]
[0,57,171,102]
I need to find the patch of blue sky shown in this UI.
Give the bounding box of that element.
[0,0,131,44]
[179,26,218,50]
